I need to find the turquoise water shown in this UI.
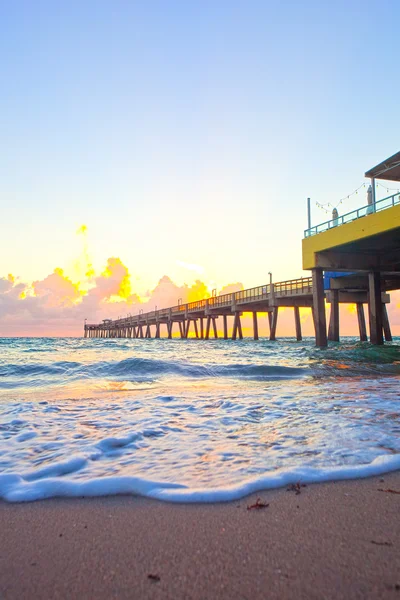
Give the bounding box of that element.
[1,337,400,502]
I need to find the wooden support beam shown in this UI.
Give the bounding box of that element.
[232,313,238,340]
[382,304,392,342]
[155,323,160,338]
[312,268,327,348]
[252,312,259,340]
[294,306,302,341]
[205,316,211,340]
[194,320,199,338]
[269,307,278,341]
[328,289,339,342]
[356,303,367,342]
[267,311,272,332]
[185,319,191,338]
[223,315,228,340]
[145,324,151,338]
[368,272,383,345]
[212,317,218,339]
[168,321,173,339]
[237,314,243,339]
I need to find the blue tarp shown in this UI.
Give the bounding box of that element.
[324,271,355,290]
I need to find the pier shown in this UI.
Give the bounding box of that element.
[86,151,400,346]
[84,273,392,345]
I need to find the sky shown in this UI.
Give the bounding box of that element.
[1,0,400,336]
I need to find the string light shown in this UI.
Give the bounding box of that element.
[376,182,400,194]
[315,182,367,215]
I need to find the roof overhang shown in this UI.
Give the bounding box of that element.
[365,150,400,182]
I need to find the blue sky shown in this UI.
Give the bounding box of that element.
[1,0,399,292]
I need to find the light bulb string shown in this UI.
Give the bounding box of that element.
[315,183,367,215]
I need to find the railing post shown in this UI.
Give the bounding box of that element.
[270,283,275,306]
[231,293,236,313]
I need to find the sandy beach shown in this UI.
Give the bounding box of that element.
[1,472,399,600]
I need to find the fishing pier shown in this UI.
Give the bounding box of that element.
[86,151,400,347]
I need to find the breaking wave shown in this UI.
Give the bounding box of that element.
[1,337,400,503]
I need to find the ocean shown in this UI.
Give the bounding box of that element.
[1,336,400,502]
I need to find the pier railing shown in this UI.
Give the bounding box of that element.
[304,192,400,237]
[87,276,314,331]
[274,277,312,295]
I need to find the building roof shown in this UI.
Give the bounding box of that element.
[365,150,400,181]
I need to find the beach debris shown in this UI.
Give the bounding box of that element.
[247,498,269,510]
[287,482,307,495]
[377,488,400,495]
[147,574,161,582]
[370,540,393,546]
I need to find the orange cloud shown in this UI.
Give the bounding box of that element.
[100,258,133,301]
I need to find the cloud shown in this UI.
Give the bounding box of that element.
[176,260,204,275]
[1,255,399,338]
[219,282,244,295]
[0,258,223,336]
[32,268,82,308]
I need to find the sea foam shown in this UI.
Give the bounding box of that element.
[1,454,400,503]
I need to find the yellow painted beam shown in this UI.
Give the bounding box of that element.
[302,204,400,270]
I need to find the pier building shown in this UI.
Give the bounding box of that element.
[303,150,400,346]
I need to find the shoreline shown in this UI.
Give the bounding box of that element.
[1,472,399,599]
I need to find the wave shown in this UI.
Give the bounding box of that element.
[1,342,399,389]
[1,453,400,503]
[0,357,308,388]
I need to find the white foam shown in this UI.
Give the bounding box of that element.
[1,454,399,503]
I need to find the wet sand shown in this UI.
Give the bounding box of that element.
[1,472,400,599]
